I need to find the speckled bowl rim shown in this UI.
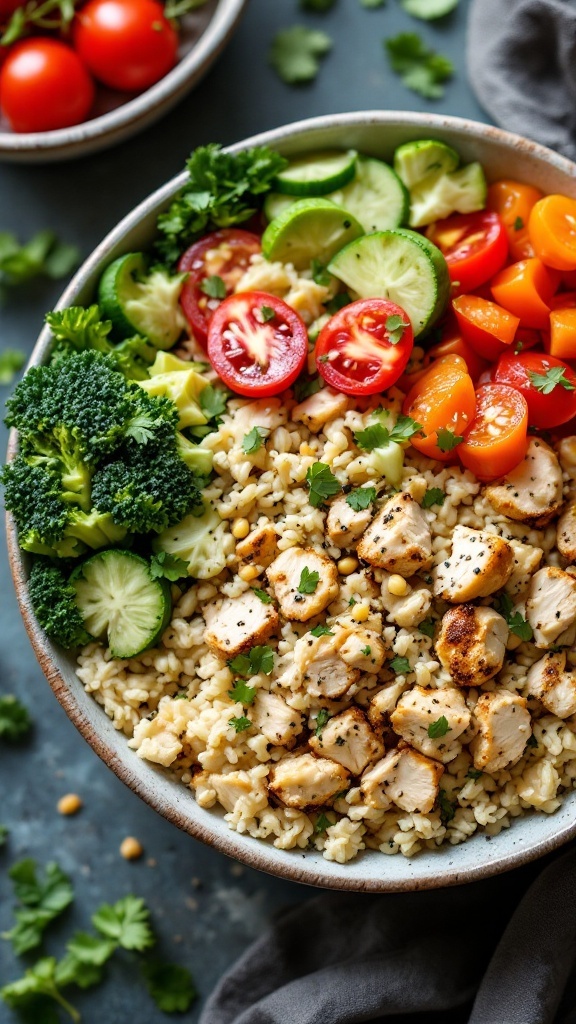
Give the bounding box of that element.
[0,0,247,162]
[7,110,576,891]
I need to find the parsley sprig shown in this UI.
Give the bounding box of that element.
[385,32,454,99]
[298,566,320,593]
[385,314,410,345]
[428,716,451,739]
[270,26,332,85]
[436,427,463,452]
[306,461,341,507]
[229,645,275,677]
[2,859,74,955]
[528,366,575,395]
[389,655,411,675]
[0,695,32,741]
[354,414,421,451]
[421,487,445,509]
[242,425,270,454]
[494,592,533,642]
[346,486,376,511]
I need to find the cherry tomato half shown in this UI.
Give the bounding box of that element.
[73,0,178,92]
[178,229,261,350]
[458,383,529,481]
[487,179,544,261]
[493,351,576,429]
[529,195,576,271]
[490,258,559,330]
[0,39,94,133]
[402,354,476,462]
[426,210,508,295]
[452,294,519,361]
[314,298,414,396]
[207,291,308,398]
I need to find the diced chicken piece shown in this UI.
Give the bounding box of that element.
[470,691,531,773]
[380,573,432,628]
[338,628,387,673]
[557,500,576,563]
[357,492,433,576]
[390,685,471,763]
[435,604,508,688]
[504,539,543,596]
[309,708,384,775]
[526,650,576,719]
[292,630,359,700]
[485,437,564,528]
[229,397,286,439]
[210,770,263,813]
[267,546,339,621]
[204,589,279,659]
[249,691,305,748]
[292,387,349,433]
[268,753,350,809]
[525,566,576,648]
[434,525,514,602]
[368,680,409,729]
[361,747,444,813]
[235,522,278,567]
[326,495,373,548]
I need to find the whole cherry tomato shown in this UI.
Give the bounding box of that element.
[0,38,94,133]
[73,0,178,92]
[493,351,576,429]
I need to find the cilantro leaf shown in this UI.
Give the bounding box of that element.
[143,961,197,1013]
[200,275,226,299]
[428,715,451,739]
[0,230,78,290]
[421,487,446,509]
[361,645,372,656]
[513,216,524,231]
[314,812,332,834]
[388,414,423,443]
[253,587,272,604]
[298,566,320,594]
[229,645,275,676]
[310,624,334,637]
[438,789,456,824]
[270,26,332,85]
[0,348,25,385]
[354,414,421,451]
[0,824,8,846]
[528,366,575,395]
[390,655,411,675]
[199,383,229,421]
[346,486,376,511]
[306,461,341,507]
[228,716,252,733]
[228,681,257,705]
[92,896,154,951]
[64,931,116,968]
[260,305,276,322]
[436,427,464,452]
[494,592,533,641]
[3,860,74,954]
[294,372,323,401]
[242,425,269,454]
[418,618,436,639]
[0,957,80,1023]
[466,768,483,781]
[0,695,32,741]
[385,313,410,345]
[401,0,459,19]
[384,31,453,99]
[150,552,189,581]
[314,709,331,735]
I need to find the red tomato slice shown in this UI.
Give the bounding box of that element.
[426,210,508,295]
[314,298,414,396]
[178,229,261,349]
[458,383,529,481]
[207,291,308,398]
[452,294,520,360]
[493,351,576,429]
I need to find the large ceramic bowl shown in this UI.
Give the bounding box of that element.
[7,111,576,890]
[0,0,246,163]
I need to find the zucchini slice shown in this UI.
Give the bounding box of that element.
[98,253,186,350]
[262,198,364,271]
[274,150,357,196]
[393,139,460,189]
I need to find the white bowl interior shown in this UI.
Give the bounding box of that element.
[9,111,576,891]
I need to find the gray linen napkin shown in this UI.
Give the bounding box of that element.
[199,845,576,1024]
[468,0,576,160]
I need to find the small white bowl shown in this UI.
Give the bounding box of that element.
[8,111,576,890]
[0,0,247,162]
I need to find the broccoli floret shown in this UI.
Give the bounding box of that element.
[2,457,83,558]
[46,305,156,381]
[28,560,92,648]
[91,435,202,534]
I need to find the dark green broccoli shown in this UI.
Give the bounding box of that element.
[46,305,156,381]
[27,561,91,648]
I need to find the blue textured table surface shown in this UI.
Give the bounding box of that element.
[0,1,490,1019]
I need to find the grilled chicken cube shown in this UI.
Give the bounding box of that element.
[204,589,279,658]
[485,437,564,528]
[250,691,305,748]
[557,500,576,563]
[504,539,544,596]
[338,628,387,673]
[309,708,384,775]
[357,492,433,576]
[380,574,432,629]
[268,753,350,808]
[433,525,514,602]
[292,387,349,433]
[435,604,508,688]
[293,630,359,700]
[525,566,576,648]
[235,522,278,567]
[390,685,471,763]
[267,546,340,621]
[230,397,286,439]
[361,747,444,813]
[526,650,576,719]
[470,691,531,773]
[210,770,262,813]
[326,495,374,548]
[368,680,409,729]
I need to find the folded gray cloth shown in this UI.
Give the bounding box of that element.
[468,0,576,160]
[200,845,576,1024]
